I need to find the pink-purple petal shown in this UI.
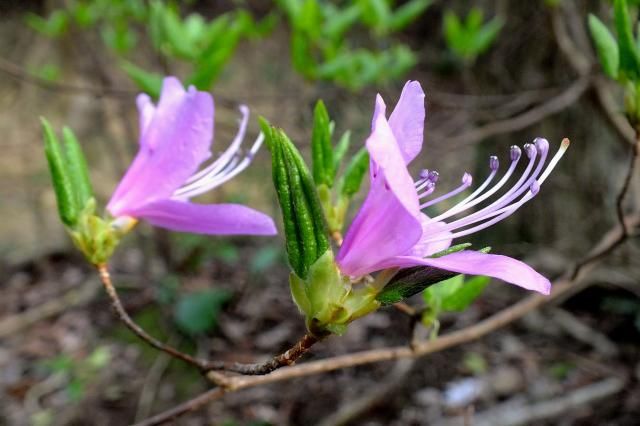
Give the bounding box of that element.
[128,199,277,236]
[388,80,426,165]
[407,215,452,258]
[366,95,420,216]
[136,93,156,141]
[337,177,423,277]
[337,97,424,277]
[384,251,551,295]
[107,78,214,216]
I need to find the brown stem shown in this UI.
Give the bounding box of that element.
[132,388,226,426]
[570,134,639,279]
[203,333,319,375]
[97,265,210,370]
[615,134,640,238]
[98,265,319,376]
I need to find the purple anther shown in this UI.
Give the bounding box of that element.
[489,155,499,171]
[510,145,522,162]
[530,180,540,195]
[462,172,473,186]
[524,143,536,159]
[534,137,549,155]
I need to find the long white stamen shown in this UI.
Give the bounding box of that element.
[185,105,250,184]
[419,138,569,245]
[173,106,262,200]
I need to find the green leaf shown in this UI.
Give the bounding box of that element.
[174,289,232,335]
[311,100,334,186]
[42,119,78,226]
[324,4,361,40]
[339,147,369,197]
[161,6,198,59]
[589,14,620,79]
[472,17,503,55]
[430,243,472,258]
[614,0,640,79]
[423,275,489,312]
[389,0,432,31]
[120,61,163,99]
[62,127,94,209]
[440,275,489,311]
[333,130,351,172]
[26,10,69,38]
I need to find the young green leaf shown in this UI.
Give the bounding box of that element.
[588,14,620,79]
[120,61,163,99]
[339,147,369,197]
[42,119,78,226]
[389,0,432,32]
[333,130,351,172]
[62,127,94,209]
[423,275,489,312]
[614,0,640,79]
[311,100,334,186]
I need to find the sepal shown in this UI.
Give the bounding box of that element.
[289,250,381,336]
[67,199,131,265]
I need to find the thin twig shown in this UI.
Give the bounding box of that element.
[444,77,590,149]
[570,136,639,279]
[615,136,640,238]
[132,387,227,426]
[203,333,319,375]
[97,264,319,375]
[0,56,134,97]
[97,265,210,370]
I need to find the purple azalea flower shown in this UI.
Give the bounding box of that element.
[107,77,276,236]
[337,81,569,295]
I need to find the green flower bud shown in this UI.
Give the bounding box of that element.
[261,119,330,279]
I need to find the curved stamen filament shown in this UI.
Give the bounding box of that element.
[420,138,569,245]
[437,140,546,233]
[185,105,250,185]
[428,153,507,224]
[173,105,264,200]
[420,173,472,208]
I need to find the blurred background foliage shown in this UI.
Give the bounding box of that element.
[1,0,639,425]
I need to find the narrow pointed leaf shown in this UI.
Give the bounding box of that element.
[62,127,94,208]
[340,147,369,197]
[333,130,351,172]
[614,0,640,79]
[588,14,620,79]
[311,100,334,186]
[42,119,78,226]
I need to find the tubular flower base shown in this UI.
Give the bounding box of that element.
[337,81,569,295]
[107,77,276,236]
